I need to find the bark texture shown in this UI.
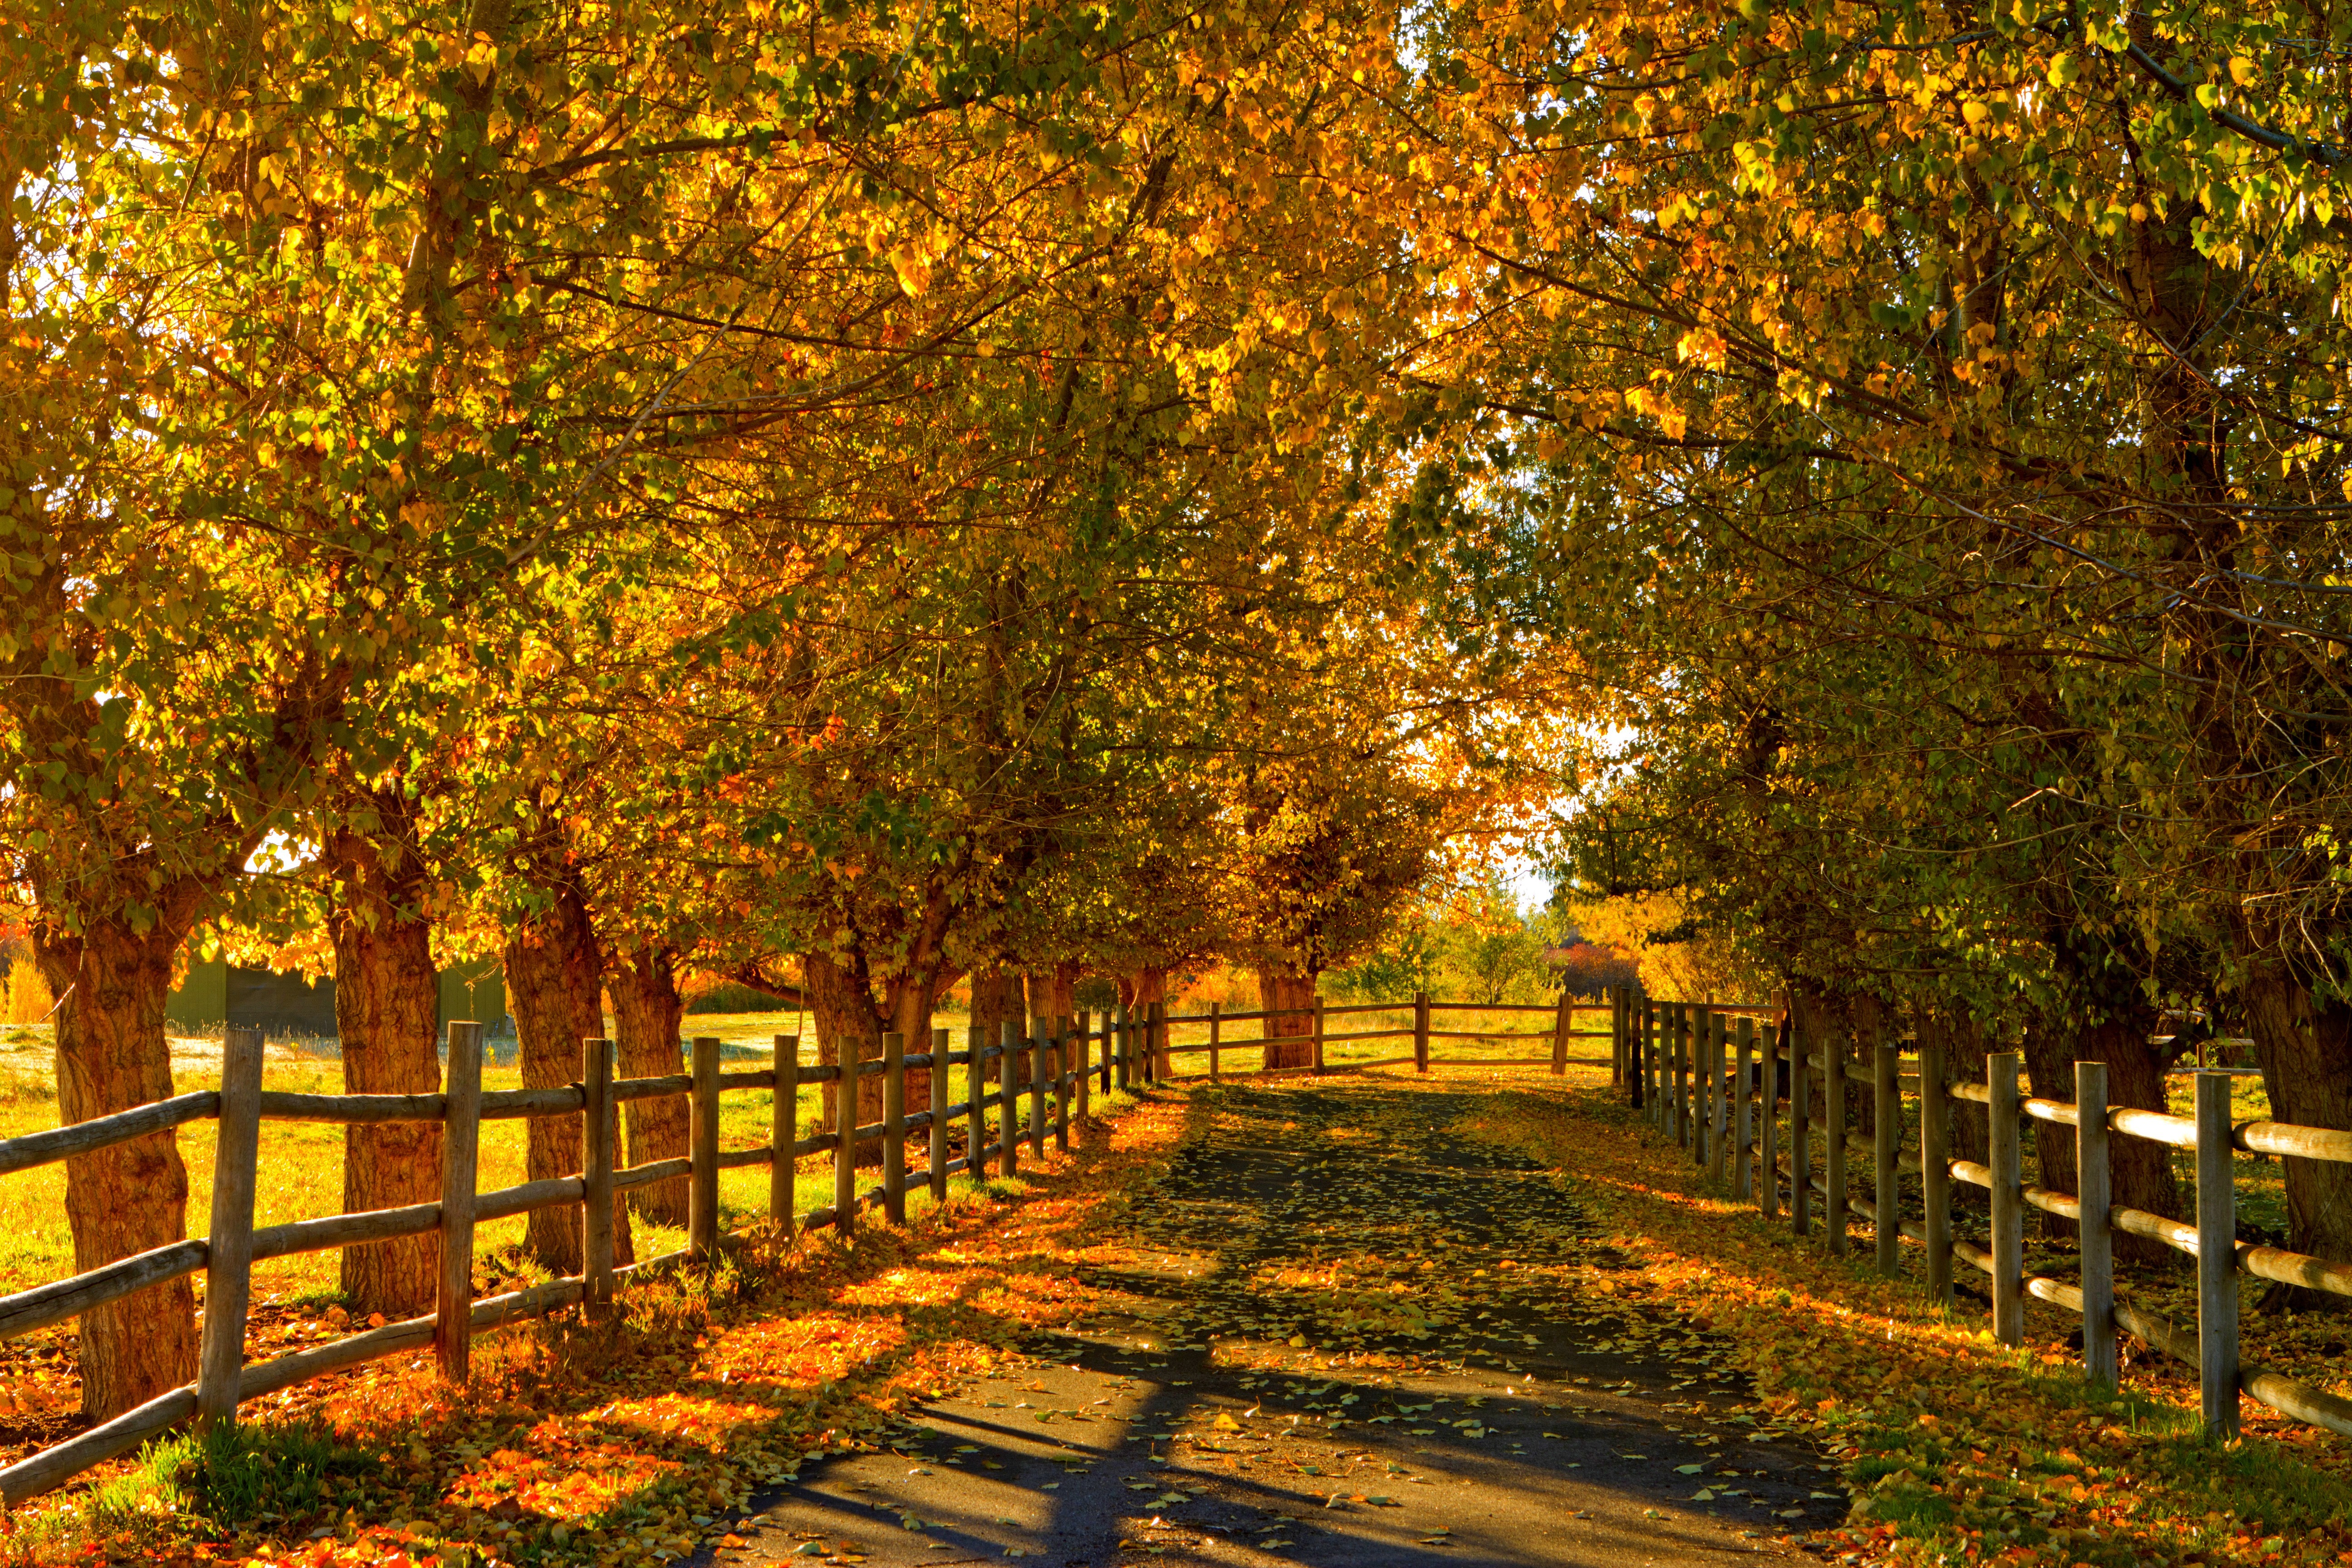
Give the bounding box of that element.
[33,916,200,1418]
[803,952,939,1163]
[970,966,1029,1093]
[327,823,444,1316]
[504,882,632,1272]
[610,944,689,1226]
[1131,966,1168,1074]
[1257,969,1316,1070]
[2241,959,2352,1296]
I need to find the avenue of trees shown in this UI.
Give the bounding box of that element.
[7,0,2352,1414]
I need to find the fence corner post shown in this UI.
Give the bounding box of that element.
[1921,1033,1950,1306]
[1414,990,1430,1074]
[1552,989,1571,1076]
[1312,994,1326,1074]
[195,1024,266,1428]
[2195,1068,2240,1437]
[436,1020,485,1384]
[1988,1050,2024,1345]
[1209,1000,1222,1083]
[2075,1059,2113,1387]
[773,1034,800,1234]
[583,1035,617,1317]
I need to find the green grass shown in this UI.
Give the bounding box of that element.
[0,1011,1020,1301]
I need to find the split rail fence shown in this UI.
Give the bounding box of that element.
[1623,994,2352,1445]
[0,1010,1148,1505]
[0,988,1632,1505]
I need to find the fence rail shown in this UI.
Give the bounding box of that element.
[0,1008,1152,1505]
[1624,992,2352,1445]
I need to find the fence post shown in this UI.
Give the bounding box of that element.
[2195,1069,2240,1438]
[1790,1021,1812,1237]
[690,1036,722,1260]
[1644,996,1658,1120]
[881,1032,906,1224]
[1921,1033,1950,1306]
[1208,1001,1222,1083]
[1759,1016,1779,1219]
[1071,1015,1089,1137]
[1312,994,1326,1074]
[1100,1008,1113,1094]
[967,1025,989,1181]
[1735,1016,1754,1201]
[1707,1013,1728,1178]
[1414,990,1431,1073]
[195,1024,265,1428]
[1675,1004,1692,1150]
[1553,989,1571,1076]
[1874,1041,1900,1277]
[1027,1016,1047,1158]
[1054,1017,1073,1151]
[436,1020,485,1384]
[774,1034,799,1234]
[583,1036,617,1317]
[999,1020,1020,1176]
[2077,1060,2115,1387]
[1988,1050,2024,1344]
[835,1034,861,1235]
[1153,1000,1170,1080]
[1824,1033,1849,1255]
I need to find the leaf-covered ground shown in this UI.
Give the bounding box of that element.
[12,1064,2352,1568]
[1455,1074,2352,1567]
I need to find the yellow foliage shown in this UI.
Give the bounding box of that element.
[1556,892,1766,1002]
[2,963,51,1027]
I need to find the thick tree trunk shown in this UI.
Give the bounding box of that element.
[1916,1007,1991,1217]
[806,953,886,1164]
[610,944,688,1227]
[504,885,632,1273]
[2241,960,2352,1299]
[33,918,200,1419]
[1131,966,1168,1074]
[970,965,1028,1105]
[327,825,444,1316]
[2025,996,2180,1260]
[1258,968,1315,1070]
[1789,985,1848,1141]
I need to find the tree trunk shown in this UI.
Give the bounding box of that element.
[1916,1006,1991,1216]
[1789,985,1847,1141]
[610,943,689,1227]
[1258,968,1315,1070]
[504,884,632,1273]
[806,952,886,1164]
[1132,966,1168,1074]
[2241,959,2352,1301]
[327,825,444,1317]
[2025,996,2180,1260]
[33,917,200,1419]
[970,965,1028,1101]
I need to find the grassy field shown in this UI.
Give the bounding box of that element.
[0,1011,993,1303]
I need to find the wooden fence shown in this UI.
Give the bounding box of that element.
[1625,994,2352,1444]
[0,1009,1132,1506]
[0,987,1636,1505]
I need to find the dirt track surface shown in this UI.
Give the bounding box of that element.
[700,1079,1846,1567]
